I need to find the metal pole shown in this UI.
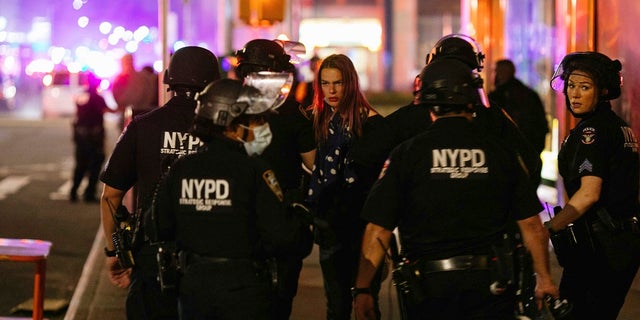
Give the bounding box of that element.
[158,0,170,106]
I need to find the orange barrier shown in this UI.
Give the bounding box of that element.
[0,238,52,320]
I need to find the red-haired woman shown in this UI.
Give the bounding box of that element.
[306,54,391,319]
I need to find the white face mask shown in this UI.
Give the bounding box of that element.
[241,123,273,156]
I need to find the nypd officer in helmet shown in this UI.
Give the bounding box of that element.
[100,46,220,319]
[152,75,310,319]
[235,38,316,320]
[352,58,559,319]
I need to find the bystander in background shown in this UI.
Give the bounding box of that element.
[489,59,549,188]
[112,53,156,129]
[70,72,116,203]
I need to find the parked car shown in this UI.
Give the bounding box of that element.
[41,71,89,118]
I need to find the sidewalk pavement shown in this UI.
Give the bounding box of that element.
[64,224,640,320]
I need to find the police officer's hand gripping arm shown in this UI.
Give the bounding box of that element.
[353,223,392,320]
[99,185,131,288]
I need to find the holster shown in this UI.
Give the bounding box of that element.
[392,257,426,306]
[549,205,596,268]
[156,241,179,294]
[549,220,593,268]
[490,237,516,295]
[589,209,640,272]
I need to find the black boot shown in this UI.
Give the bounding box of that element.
[70,186,79,203]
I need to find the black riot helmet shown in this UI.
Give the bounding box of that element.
[425,34,485,72]
[163,46,221,91]
[551,51,622,101]
[235,39,295,78]
[417,58,486,115]
[192,72,294,135]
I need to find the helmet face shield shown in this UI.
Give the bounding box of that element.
[273,40,307,65]
[241,71,294,114]
[550,51,623,100]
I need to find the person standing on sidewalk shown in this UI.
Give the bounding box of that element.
[70,72,115,203]
[153,76,308,320]
[234,38,316,320]
[306,54,389,320]
[489,59,549,189]
[99,46,220,319]
[546,51,640,320]
[353,58,558,320]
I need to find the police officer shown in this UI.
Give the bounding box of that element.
[70,72,114,203]
[152,76,307,319]
[352,58,558,320]
[546,51,640,319]
[235,38,316,320]
[384,34,541,190]
[99,46,220,319]
[426,34,542,189]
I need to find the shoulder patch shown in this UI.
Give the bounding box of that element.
[578,158,593,173]
[581,127,596,145]
[262,170,284,202]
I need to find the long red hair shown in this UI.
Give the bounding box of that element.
[310,54,376,144]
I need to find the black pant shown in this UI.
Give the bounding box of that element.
[178,260,272,320]
[71,139,104,200]
[408,270,516,320]
[319,238,383,320]
[273,256,304,320]
[559,228,640,320]
[126,249,179,319]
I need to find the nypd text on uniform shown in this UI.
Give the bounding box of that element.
[180,179,232,209]
[431,148,488,178]
[161,131,203,155]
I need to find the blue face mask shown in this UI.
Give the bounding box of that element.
[240,123,272,156]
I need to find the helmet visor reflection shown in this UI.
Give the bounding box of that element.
[240,71,294,114]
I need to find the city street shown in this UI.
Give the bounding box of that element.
[0,114,115,319]
[1,110,639,319]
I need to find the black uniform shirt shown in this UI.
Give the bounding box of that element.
[384,102,432,146]
[488,78,549,155]
[75,90,109,128]
[361,117,542,260]
[476,104,541,182]
[558,103,640,218]
[100,95,203,211]
[154,138,296,259]
[260,99,315,191]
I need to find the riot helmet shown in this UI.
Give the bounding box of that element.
[551,51,622,101]
[425,34,485,71]
[163,46,221,91]
[417,58,486,115]
[235,39,296,78]
[193,72,293,129]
